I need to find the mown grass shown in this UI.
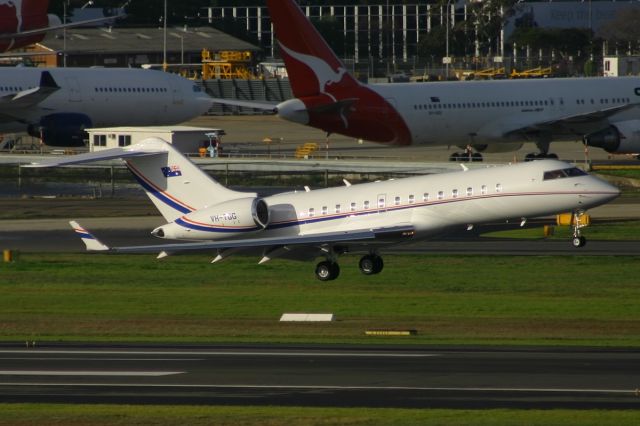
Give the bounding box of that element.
[1,404,639,426]
[1,253,640,346]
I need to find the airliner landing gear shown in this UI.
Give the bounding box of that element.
[359,253,384,275]
[449,146,483,162]
[315,260,340,281]
[571,211,588,248]
[524,139,558,161]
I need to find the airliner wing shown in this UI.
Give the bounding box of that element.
[507,103,639,136]
[0,71,59,111]
[5,14,126,39]
[210,98,278,112]
[71,223,415,254]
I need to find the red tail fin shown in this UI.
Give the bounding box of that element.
[266,0,413,147]
[266,0,359,99]
[0,0,50,52]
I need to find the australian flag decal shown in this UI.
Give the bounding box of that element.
[161,165,182,177]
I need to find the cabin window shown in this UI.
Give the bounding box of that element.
[322,206,328,215]
[452,189,459,199]
[394,196,401,206]
[481,185,487,195]
[408,195,415,204]
[335,204,341,214]
[378,197,385,208]
[423,193,429,202]
[364,200,370,210]
[495,183,503,193]
[466,187,473,197]
[350,202,356,212]
[309,208,315,217]
[437,191,444,200]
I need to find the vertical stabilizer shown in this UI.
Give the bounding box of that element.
[266,0,360,99]
[123,138,252,222]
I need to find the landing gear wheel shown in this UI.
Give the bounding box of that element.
[315,260,340,281]
[525,152,558,161]
[572,236,587,248]
[359,254,384,275]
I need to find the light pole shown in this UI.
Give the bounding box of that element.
[444,0,453,79]
[163,0,168,71]
[63,1,93,67]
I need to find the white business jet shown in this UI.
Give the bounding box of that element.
[27,138,619,281]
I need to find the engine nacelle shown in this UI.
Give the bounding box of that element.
[28,113,92,147]
[153,197,270,240]
[463,143,523,153]
[584,120,640,154]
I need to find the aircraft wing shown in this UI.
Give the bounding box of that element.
[505,103,639,137]
[0,71,60,112]
[70,222,416,255]
[210,98,278,112]
[2,14,126,40]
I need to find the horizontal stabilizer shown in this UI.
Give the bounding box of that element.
[23,146,165,168]
[69,221,109,252]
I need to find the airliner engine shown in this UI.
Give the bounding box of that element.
[152,197,270,240]
[584,120,640,154]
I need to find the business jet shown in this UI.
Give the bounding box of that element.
[0,0,123,53]
[215,0,640,161]
[0,67,212,146]
[27,137,619,281]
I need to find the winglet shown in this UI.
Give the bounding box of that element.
[40,71,60,90]
[69,221,109,251]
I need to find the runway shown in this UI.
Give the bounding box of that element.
[0,344,638,408]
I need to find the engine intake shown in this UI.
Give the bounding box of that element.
[584,120,640,154]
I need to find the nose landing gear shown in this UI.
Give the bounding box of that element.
[570,211,588,248]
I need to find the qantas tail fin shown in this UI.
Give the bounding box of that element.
[266,0,360,99]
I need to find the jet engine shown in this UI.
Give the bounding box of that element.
[28,113,92,147]
[153,197,270,240]
[584,120,640,154]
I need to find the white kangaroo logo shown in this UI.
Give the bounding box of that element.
[279,41,357,128]
[279,41,348,102]
[0,0,24,50]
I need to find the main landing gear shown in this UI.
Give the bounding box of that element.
[314,253,384,281]
[449,146,483,162]
[524,139,558,161]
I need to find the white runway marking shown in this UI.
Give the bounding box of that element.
[0,371,184,377]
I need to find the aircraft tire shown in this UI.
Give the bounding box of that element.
[572,236,587,248]
[316,260,340,281]
[359,254,384,275]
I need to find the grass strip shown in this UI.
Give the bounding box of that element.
[0,404,639,426]
[2,253,640,346]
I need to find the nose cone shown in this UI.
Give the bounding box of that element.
[584,176,621,207]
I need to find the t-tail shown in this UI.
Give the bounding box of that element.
[26,137,255,223]
[266,0,412,146]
